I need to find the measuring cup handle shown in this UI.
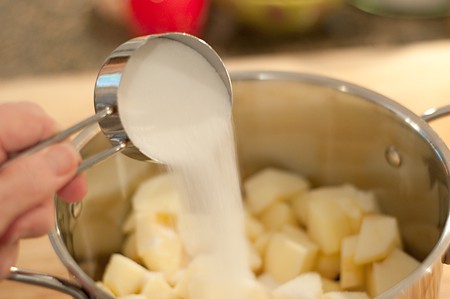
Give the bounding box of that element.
[7,267,90,299]
[69,120,127,173]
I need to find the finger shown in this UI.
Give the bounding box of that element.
[0,102,57,162]
[0,142,80,235]
[57,172,88,203]
[0,200,54,247]
[0,241,19,280]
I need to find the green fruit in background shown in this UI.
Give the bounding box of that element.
[217,0,343,34]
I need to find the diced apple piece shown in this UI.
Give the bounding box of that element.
[290,193,313,227]
[167,269,184,289]
[272,272,323,299]
[177,257,216,299]
[258,273,280,290]
[246,212,265,241]
[254,232,272,257]
[244,167,309,215]
[244,278,271,299]
[122,233,140,262]
[337,185,379,232]
[281,225,311,243]
[119,295,149,299]
[141,272,180,299]
[315,252,340,280]
[280,225,319,273]
[96,282,115,296]
[331,185,379,213]
[184,256,256,299]
[321,278,342,292]
[135,214,185,278]
[265,232,301,283]
[248,240,263,273]
[102,254,148,297]
[132,173,181,216]
[122,213,136,234]
[348,187,379,215]
[334,198,364,233]
[366,249,420,297]
[173,270,188,299]
[354,214,402,265]
[318,185,378,211]
[264,229,318,283]
[292,186,356,228]
[340,235,365,290]
[298,185,378,232]
[307,197,353,255]
[259,201,298,230]
[322,291,370,299]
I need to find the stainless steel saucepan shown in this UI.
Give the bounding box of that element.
[8,70,450,299]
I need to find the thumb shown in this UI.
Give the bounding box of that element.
[0,142,81,236]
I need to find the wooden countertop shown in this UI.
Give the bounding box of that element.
[0,40,450,298]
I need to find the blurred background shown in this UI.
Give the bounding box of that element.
[1,2,450,298]
[1,0,450,79]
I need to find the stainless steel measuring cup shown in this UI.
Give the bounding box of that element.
[0,32,232,172]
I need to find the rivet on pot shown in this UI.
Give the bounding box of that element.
[385,145,402,168]
[70,202,83,219]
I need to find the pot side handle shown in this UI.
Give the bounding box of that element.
[7,267,90,299]
[421,104,450,265]
[421,105,450,122]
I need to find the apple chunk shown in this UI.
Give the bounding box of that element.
[245,212,265,241]
[102,254,148,297]
[307,196,353,255]
[141,272,179,299]
[354,214,402,265]
[340,235,365,290]
[366,249,420,297]
[322,291,370,299]
[132,173,181,216]
[264,227,318,283]
[259,201,297,230]
[135,213,185,278]
[272,272,323,299]
[244,167,309,215]
[315,252,340,280]
[295,184,378,231]
[290,193,312,227]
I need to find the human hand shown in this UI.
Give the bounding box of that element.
[0,102,88,279]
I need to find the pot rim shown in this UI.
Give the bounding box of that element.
[50,70,450,299]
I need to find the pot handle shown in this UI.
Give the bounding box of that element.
[7,267,90,299]
[421,105,450,122]
[421,105,450,265]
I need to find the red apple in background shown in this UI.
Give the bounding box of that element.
[129,0,210,37]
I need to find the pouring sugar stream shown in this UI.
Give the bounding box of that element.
[4,33,255,299]
[117,37,253,299]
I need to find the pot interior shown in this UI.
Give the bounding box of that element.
[54,72,450,294]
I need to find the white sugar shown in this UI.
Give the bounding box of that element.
[118,38,251,299]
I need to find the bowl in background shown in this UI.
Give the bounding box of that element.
[215,0,344,34]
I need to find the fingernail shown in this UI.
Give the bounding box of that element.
[44,143,79,176]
